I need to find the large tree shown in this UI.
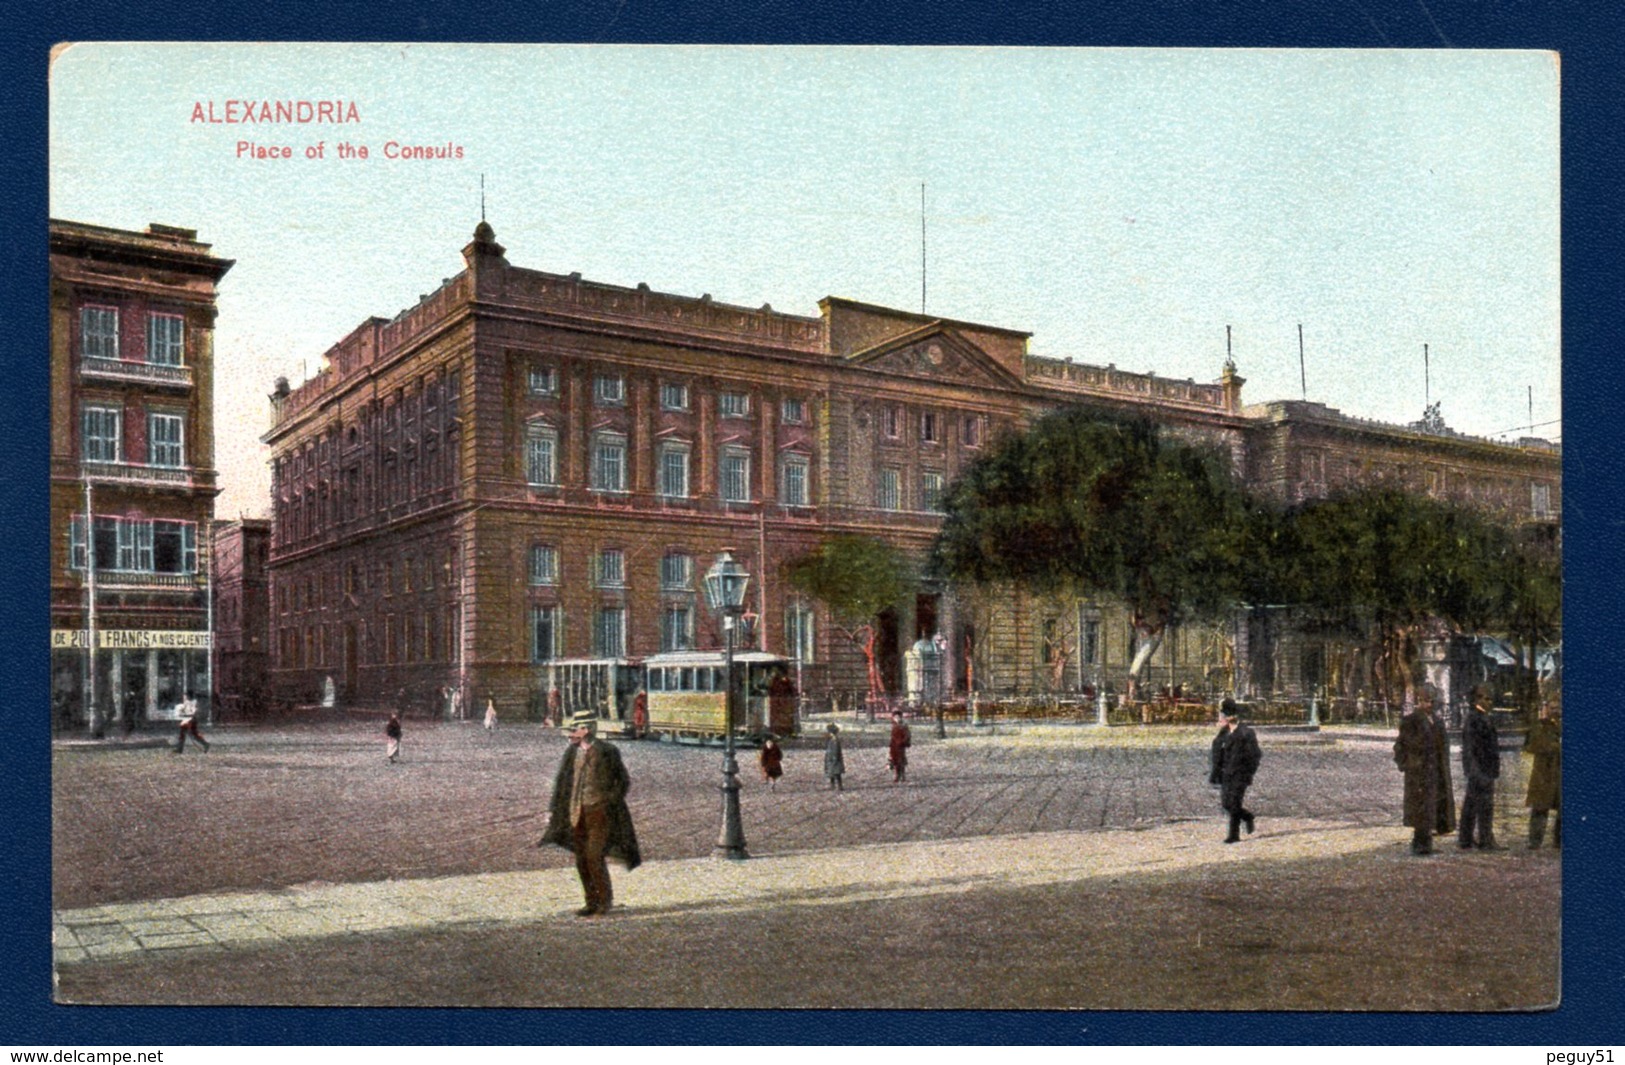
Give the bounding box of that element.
[1483,523,1562,715]
[1271,487,1550,706]
[784,534,914,702]
[932,410,1253,696]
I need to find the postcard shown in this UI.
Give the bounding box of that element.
[46,43,1561,1019]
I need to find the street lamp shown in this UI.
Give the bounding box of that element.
[703,551,750,860]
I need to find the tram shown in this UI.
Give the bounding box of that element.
[540,658,642,733]
[642,650,797,742]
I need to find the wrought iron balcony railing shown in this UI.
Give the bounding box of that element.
[83,571,204,591]
[81,357,193,389]
[83,461,196,489]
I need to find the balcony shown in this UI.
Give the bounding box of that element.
[84,461,197,491]
[81,356,194,389]
[85,570,204,592]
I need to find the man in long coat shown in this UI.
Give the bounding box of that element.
[1525,699,1561,849]
[1394,684,1455,855]
[1458,684,1503,849]
[824,723,846,791]
[540,710,642,917]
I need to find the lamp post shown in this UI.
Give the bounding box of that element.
[704,551,750,860]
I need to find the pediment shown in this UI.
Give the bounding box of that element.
[847,324,1023,390]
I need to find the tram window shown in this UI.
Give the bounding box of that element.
[696,668,711,693]
[648,670,663,693]
[711,667,725,691]
[677,668,691,692]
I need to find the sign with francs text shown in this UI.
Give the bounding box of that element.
[51,629,213,650]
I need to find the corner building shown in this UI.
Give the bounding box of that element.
[262,224,1557,716]
[50,220,233,732]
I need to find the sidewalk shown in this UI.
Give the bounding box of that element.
[53,817,1401,968]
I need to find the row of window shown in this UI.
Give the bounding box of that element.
[525,428,946,511]
[1300,448,1557,519]
[530,603,817,663]
[81,406,186,467]
[279,611,455,670]
[527,367,808,425]
[525,427,813,505]
[527,546,700,589]
[528,368,983,449]
[80,306,186,365]
[882,407,984,448]
[877,468,946,513]
[279,549,456,615]
[273,596,817,670]
[69,516,199,574]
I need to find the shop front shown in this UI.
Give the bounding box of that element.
[50,629,211,734]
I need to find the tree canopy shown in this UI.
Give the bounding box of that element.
[1259,486,1560,708]
[1272,487,1515,634]
[785,534,913,629]
[784,534,914,698]
[931,410,1253,686]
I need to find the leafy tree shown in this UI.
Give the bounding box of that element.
[1491,524,1562,716]
[932,410,1252,697]
[1274,487,1549,706]
[784,535,914,701]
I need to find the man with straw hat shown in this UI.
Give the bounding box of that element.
[539,710,641,917]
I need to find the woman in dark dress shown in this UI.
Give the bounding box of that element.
[759,735,784,790]
[887,711,911,783]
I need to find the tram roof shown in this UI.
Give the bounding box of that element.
[642,651,790,666]
[543,657,638,666]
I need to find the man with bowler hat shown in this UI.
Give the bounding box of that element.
[1394,683,1455,855]
[1209,698,1261,843]
[1458,684,1504,850]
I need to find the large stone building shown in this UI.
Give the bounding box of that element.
[211,518,271,720]
[49,220,233,733]
[260,223,1558,718]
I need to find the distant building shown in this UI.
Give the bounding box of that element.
[212,518,271,720]
[1242,397,1560,714]
[260,223,1558,716]
[49,220,233,733]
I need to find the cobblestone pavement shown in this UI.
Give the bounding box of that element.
[51,717,1556,1010]
[56,717,1486,909]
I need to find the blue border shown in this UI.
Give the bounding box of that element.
[6,0,1620,1046]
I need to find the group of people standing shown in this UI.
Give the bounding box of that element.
[1394,683,1561,856]
[1210,684,1561,856]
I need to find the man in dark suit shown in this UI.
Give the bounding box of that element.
[540,710,642,917]
[1458,684,1504,850]
[1210,699,1261,843]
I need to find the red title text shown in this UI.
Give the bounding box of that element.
[192,100,362,124]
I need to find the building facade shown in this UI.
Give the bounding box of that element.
[49,220,233,733]
[212,518,271,720]
[261,223,1558,717]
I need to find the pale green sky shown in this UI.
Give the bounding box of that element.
[49,44,1560,518]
